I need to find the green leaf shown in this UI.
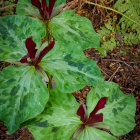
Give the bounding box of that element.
[27,89,80,140]
[26,82,135,139]
[29,125,80,140]
[35,88,80,123]
[54,0,66,8]
[75,126,117,140]
[16,0,40,16]
[27,88,117,140]
[41,41,103,93]
[0,65,49,134]
[0,15,46,62]
[52,0,66,17]
[16,0,66,17]
[87,81,136,136]
[49,10,100,50]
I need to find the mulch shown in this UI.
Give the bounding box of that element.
[0,0,140,139]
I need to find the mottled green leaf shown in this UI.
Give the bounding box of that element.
[49,10,100,50]
[75,126,117,140]
[27,89,80,140]
[29,123,79,140]
[54,0,66,8]
[16,0,65,17]
[0,65,49,134]
[16,0,40,16]
[26,82,136,139]
[0,15,46,62]
[87,81,136,136]
[41,41,103,93]
[27,88,117,140]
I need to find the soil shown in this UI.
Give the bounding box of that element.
[0,0,140,140]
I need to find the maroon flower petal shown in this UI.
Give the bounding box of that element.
[93,113,103,123]
[20,54,29,63]
[31,0,42,9]
[48,0,56,17]
[42,0,48,19]
[77,104,87,123]
[87,97,108,123]
[42,0,48,13]
[36,40,55,64]
[87,113,103,124]
[25,36,37,60]
[31,0,44,17]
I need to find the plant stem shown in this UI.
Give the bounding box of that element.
[48,74,52,90]
[85,1,140,25]
[46,20,53,90]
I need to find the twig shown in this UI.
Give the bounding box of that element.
[102,59,133,68]
[99,67,110,78]
[128,61,140,64]
[0,4,16,10]
[108,63,121,81]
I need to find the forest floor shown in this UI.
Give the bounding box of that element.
[0,0,140,140]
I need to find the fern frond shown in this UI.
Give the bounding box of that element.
[114,0,140,45]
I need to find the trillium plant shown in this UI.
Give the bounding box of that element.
[0,0,136,139]
[31,0,56,20]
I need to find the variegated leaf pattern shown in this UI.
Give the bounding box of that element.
[16,0,40,16]
[54,0,66,8]
[27,89,80,140]
[75,127,117,140]
[49,10,100,50]
[41,41,103,93]
[29,123,80,140]
[87,81,136,136]
[26,88,117,140]
[0,15,46,62]
[27,82,136,140]
[16,0,66,17]
[0,66,49,134]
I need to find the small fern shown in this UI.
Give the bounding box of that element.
[114,0,140,45]
[96,0,140,57]
[97,21,117,57]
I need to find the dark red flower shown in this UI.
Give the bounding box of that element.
[71,97,108,139]
[25,36,37,61]
[77,97,108,125]
[36,40,55,64]
[77,104,87,123]
[48,0,56,17]
[31,0,56,20]
[20,53,29,63]
[20,36,55,65]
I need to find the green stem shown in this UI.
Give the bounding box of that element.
[48,74,52,90]
[46,21,53,90]
[85,1,140,25]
